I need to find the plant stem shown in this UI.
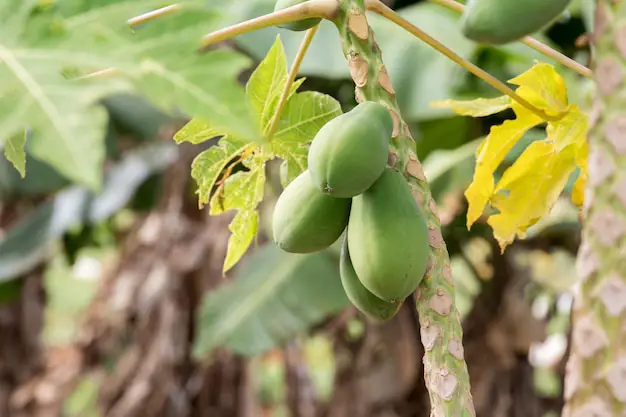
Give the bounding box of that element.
[266,25,320,139]
[127,4,182,27]
[198,0,338,50]
[366,0,562,122]
[334,1,475,415]
[427,0,593,78]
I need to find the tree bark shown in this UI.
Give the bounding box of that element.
[563,1,626,415]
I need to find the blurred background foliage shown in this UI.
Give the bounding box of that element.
[0,0,594,416]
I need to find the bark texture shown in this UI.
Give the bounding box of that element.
[563,2,626,416]
[332,1,474,415]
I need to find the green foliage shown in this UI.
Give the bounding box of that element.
[0,0,253,187]
[176,36,341,273]
[193,243,349,358]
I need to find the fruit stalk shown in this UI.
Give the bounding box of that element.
[332,1,475,415]
[562,2,626,416]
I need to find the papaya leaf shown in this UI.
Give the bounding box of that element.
[431,95,511,117]
[174,118,221,145]
[272,91,342,186]
[210,155,266,216]
[4,131,27,177]
[432,62,589,250]
[223,210,259,274]
[183,35,341,272]
[193,244,349,358]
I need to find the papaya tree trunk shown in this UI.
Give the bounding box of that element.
[332,1,475,415]
[563,1,626,415]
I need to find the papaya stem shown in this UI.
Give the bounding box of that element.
[198,0,338,50]
[366,0,563,122]
[427,0,593,78]
[266,25,320,140]
[127,4,182,27]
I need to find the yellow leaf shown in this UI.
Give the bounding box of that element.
[546,106,588,150]
[465,102,543,228]
[476,102,543,172]
[430,95,511,117]
[508,63,568,115]
[489,142,577,250]
[465,167,494,228]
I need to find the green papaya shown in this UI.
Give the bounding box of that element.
[274,0,321,32]
[272,170,350,253]
[308,102,393,198]
[461,0,571,45]
[340,237,402,321]
[347,167,429,302]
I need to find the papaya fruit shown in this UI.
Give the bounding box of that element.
[308,102,393,198]
[347,167,429,302]
[274,0,322,32]
[272,170,350,253]
[461,0,571,45]
[340,237,402,321]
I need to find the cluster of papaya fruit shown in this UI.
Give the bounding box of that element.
[461,0,572,45]
[272,102,430,321]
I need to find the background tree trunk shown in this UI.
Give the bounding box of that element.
[563,1,626,415]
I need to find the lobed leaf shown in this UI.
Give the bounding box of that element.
[272,91,342,186]
[190,136,250,208]
[223,210,259,274]
[4,131,27,177]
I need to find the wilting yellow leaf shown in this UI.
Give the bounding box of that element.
[465,103,543,228]
[508,63,568,115]
[430,95,511,117]
[489,142,577,250]
[434,62,589,249]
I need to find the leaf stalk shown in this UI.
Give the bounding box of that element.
[366,0,563,122]
[266,25,320,139]
[198,0,338,50]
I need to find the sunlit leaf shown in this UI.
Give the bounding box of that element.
[508,63,568,115]
[272,91,342,186]
[223,210,259,274]
[438,62,589,248]
[174,118,221,145]
[430,95,511,117]
[191,137,250,207]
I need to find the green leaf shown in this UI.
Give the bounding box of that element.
[174,118,221,145]
[193,244,349,357]
[210,156,266,215]
[246,36,289,132]
[190,136,250,207]
[223,210,259,274]
[272,91,342,186]
[4,130,27,177]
